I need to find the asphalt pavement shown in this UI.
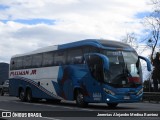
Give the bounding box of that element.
[0,95,159,120]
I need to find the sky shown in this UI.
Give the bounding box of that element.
[0,0,153,63]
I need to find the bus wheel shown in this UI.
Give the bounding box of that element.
[76,90,88,107]
[46,99,61,103]
[0,89,4,96]
[19,89,26,102]
[107,103,118,108]
[26,89,33,102]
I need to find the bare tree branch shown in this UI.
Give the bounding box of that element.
[144,0,160,62]
[121,32,139,50]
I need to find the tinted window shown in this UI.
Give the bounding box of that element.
[10,58,16,70]
[89,46,99,53]
[54,51,66,66]
[10,57,23,70]
[83,46,90,54]
[67,48,83,64]
[42,52,54,67]
[16,57,23,69]
[83,46,99,54]
[32,54,42,68]
[86,55,104,82]
[23,56,32,69]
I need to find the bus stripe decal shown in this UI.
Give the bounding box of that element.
[15,76,62,99]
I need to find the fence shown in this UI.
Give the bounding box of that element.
[143,92,160,103]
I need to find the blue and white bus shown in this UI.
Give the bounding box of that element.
[9,39,151,107]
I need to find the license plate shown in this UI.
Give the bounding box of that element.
[124,96,130,100]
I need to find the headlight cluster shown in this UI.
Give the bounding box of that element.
[103,88,115,96]
[136,88,143,96]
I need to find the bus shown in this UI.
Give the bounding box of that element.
[9,39,151,107]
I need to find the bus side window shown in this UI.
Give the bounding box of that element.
[10,58,16,70]
[23,56,32,69]
[89,46,100,53]
[54,51,66,66]
[15,57,23,70]
[42,52,54,67]
[83,46,90,54]
[32,54,42,68]
[83,46,99,54]
[67,48,83,64]
[86,55,104,82]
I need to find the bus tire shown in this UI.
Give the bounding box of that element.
[76,90,88,107]
[19,89,26,102]
[26,89,33,102]
[107,103,118,108]
[0,89,4,96]
[46,99,61,103]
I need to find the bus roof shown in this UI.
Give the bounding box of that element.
[58,39,132,50]
[12,39,134,58]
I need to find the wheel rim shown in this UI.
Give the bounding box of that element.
[27,92,31,101]
[77,92,84,105]
[20,90,24,100]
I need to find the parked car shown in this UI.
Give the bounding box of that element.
[0,80,9,96]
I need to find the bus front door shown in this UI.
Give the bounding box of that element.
[84,54,105,102]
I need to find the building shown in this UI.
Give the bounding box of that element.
[0,63,9,85]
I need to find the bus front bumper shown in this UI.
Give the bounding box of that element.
[104,93,143,103]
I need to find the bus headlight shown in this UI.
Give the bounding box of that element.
[103,88,115,96]
[136,88,143,96]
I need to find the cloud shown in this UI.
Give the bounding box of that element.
[1,19,56,25]
[0,21,93,62]
[0,0,153,63]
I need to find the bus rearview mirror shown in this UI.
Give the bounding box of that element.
[138,56,151,71]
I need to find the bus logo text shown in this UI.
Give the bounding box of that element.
[10,69,37,76]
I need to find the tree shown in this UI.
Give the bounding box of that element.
[121,32,139,50]
[144,0,160,62]
[143,0,160,92]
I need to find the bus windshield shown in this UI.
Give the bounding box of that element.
[102,50,142,88]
